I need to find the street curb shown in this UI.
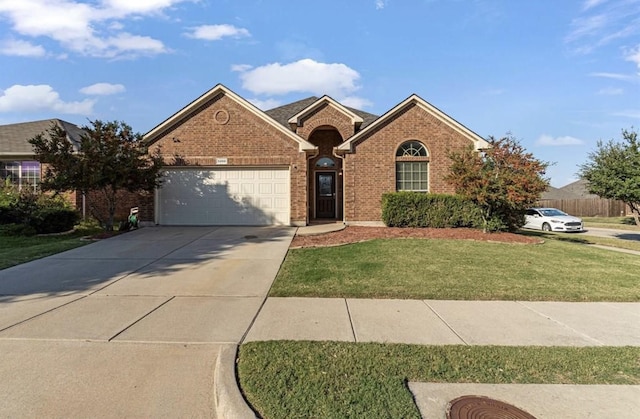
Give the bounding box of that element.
[214,344,257,419]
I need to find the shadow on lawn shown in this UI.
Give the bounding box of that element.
[519,230,595,245]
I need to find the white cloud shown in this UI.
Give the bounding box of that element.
[0,84,95,114]
[0,38,45,56]
[101,0,190,16]
[340,96,373,109]
[582,0,609,11]
[239,59,361,98]
[597,87,624,95]
[231,64,253,72]
[590,72,635,81]
[247,98,282,110]
[102,33,167,57]
[0,0,192,58]
[375,0,387,10]
[624,44,640,71]
[566,0,640,53]
[613,110,640,118]
[536,135,585,146]
[185,24,250,41]
[80,82,125,95]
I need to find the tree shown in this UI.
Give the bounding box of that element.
[445,134,549,232]
[578,128,640,226]
[29,120,164,231]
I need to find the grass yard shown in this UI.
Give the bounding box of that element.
[0,220,105,270]
[271,238,640,301]
[244,229,640,418]
[0,232,91,270]
[238,341,640,418]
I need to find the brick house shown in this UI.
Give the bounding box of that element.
[0,119,82,192]
[0,119,144,223]
[0,119,90,214]
[143,84,489,226]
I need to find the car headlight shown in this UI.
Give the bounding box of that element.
[550,219,564,224]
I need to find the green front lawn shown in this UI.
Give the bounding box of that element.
[271,238,640,301]
[0,220,105,270]
[239,341,640,418]
[246,229,640,417]
[0,232,91,270]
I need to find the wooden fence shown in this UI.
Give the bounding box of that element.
[535,198,629,217]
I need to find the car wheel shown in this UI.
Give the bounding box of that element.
[542,223,551,232]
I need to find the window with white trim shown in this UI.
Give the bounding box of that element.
[395,141,428,192]
[0,161,41,191]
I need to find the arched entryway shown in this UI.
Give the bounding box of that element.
[308,128,343,221]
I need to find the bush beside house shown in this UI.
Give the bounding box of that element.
[0,181,79,235]
[382,192,483,228]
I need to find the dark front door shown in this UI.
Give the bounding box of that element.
[316,172,336,218]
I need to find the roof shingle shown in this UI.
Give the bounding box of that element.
[0,119,84,156]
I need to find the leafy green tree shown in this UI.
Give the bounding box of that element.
[578,128,640,226]
[445,134,549,232]
[29,120,163,231]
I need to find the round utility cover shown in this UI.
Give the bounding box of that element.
[447,395,536,419]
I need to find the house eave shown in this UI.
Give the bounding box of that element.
[337,94,490,153]
[143,84,317,153]
[0,152,35,156]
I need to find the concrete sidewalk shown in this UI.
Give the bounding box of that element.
[245,298,640,346]
[240,297,640,418]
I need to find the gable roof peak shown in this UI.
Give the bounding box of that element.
[287,95,364,127]
[337,93,490,153]
[143,83,316,152]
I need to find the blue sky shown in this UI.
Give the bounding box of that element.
[1,0,639,187]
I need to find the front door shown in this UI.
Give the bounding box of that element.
[316,172,336,218]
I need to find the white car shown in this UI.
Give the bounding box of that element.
[524,208,584,232]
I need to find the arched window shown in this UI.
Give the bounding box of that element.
[315,157,336,168]
[396,141,428,157]
[395,141,428,192]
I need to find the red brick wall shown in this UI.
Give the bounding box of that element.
[147,93,309,224]
[343,104,473,222]
[84,190,153,225]
[296,103,356,140]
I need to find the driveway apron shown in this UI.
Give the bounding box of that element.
[0,226,294,418]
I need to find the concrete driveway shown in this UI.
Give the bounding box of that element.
[0,226,294,418]
[582,226,640,241]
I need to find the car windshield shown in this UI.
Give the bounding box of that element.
[540,209,567,217]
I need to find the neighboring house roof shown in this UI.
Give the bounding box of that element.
[265,97,379,130]
[0,119,83,157]
[337,94,490,153]
[540,186,577,200]
[144,84,316,152]
[541,179,601,200]
[558,178,599,199]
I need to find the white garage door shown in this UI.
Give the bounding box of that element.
[157,168,290,225]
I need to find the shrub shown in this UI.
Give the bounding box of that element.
[0,206,18,224]
[0,223,37,237]
[30,208,80,234]
[0,182,78,234]
[382,192,484,228]
[0,179,19,207]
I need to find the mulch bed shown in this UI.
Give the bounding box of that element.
[290,226,542,248]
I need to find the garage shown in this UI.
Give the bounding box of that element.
[157,168,290,225]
